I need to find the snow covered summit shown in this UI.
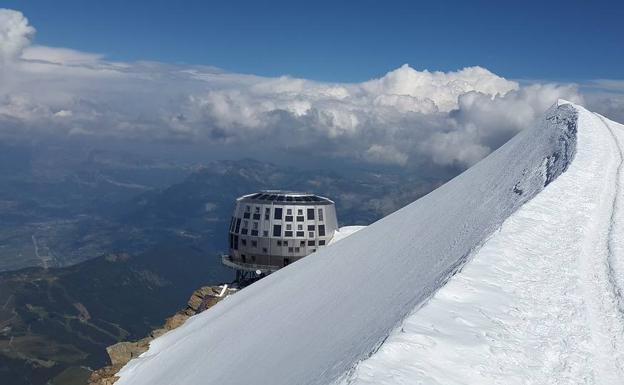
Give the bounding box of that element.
[116,102,624,385]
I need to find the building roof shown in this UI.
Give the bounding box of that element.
[238,190,334,205]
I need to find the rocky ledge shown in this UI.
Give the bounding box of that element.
[88,284,236,385]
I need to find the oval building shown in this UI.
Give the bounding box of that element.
[223,190,338,279]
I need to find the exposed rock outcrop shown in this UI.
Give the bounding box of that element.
[88,284,235,385]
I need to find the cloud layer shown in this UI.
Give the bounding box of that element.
[0,8,609,169]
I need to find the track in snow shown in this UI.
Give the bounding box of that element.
[597,113,624,317]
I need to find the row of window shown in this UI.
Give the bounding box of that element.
[229,233,326,252]
[273,224,325,237]
[229,216,327,238]
[276,239,326,247]
[242,206,325,222]
[241,237,327,248]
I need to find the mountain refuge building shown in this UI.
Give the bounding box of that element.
[222,190,339,281]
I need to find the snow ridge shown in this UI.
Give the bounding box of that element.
[342,106,624,384]
[116,103,582,385]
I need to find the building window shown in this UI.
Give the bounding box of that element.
[233,235,239,250]
[262,247,268,253]
[297,209,303,215]
[308,231,314,238]
[251,255,256,262]
[296,216,305,222]
[241,228,248,235]
[274,207,283,220]
[308,240,315,246]
[253,213,261,220]
[251,230,258,236]
[265,207,270,220]
[300,240,306,247]
[253,222,259,230]
[319,240,326,246]
[245,205,251,213]
[251,240,257,248]
[282,241,288,246]
[263,230,268,237]
[288,247,294,253]
[241,254,246,262]
[285,231,293,237]
[255,207,260,214]
[241,238,247,246]
[286,224,292,230]
[283,258,290,266]
[277,240,282,246]
[235,218,241,233]
[287,208,292,215]
[307,208,315,220]
[229,217,235,232]
[307,224,315,231]
[296,231,304,237]
[294,247,300,253]
[273,224,282,237]
[297,224,303,230]
[285,215,293,222]
[318,208,324,221]
[318,225,326,236]
[243,220,249,229]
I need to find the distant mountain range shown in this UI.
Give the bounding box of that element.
[0,146,449,272]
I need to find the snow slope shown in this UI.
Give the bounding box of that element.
[116,102,585,385]
[341,105,624,384]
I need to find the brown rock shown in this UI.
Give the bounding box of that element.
[106,340,149,367]
[88,364,122,385]
[164,312,190,330]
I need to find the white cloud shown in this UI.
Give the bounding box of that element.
[365,144,409,166]
[0,9,35,64]
[53,109,73,118]
[361,65,518,112]
[0,8,614,171]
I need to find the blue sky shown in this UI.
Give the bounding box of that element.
[4,0,623,82]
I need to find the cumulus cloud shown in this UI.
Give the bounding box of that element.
[427,84,584,165]
[0,8,609,171]
[0,9,35,64]
[361,65,518,112]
